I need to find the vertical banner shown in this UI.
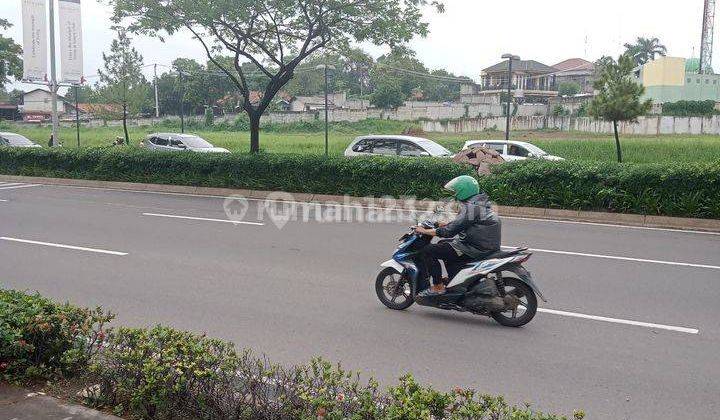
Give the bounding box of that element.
[21,0,48,81]
[59,0,83,83]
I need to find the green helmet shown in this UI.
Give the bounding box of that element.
[444,175,480,201]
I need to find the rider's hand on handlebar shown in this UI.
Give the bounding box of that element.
[413,226,436,236]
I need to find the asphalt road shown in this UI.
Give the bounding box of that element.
[1,181,719,419]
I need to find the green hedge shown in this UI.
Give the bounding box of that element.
[482,160,720,218]
[0,289,581,419]
[0,147,472,200]
[0,147,718,218]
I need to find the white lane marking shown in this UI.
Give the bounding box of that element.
[0,199,7,202]
[0,183,41,190]
[42,183,720,236]
[142,212,265,226]
[0,182,24,187]
[0,237,128,256]
[503,246,720,271]
[503,215,720,236]
[535,307,699,334]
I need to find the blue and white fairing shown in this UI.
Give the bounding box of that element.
[379,235,420,280]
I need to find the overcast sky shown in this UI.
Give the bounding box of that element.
[0,0,712,92]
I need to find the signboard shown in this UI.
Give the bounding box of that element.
[21,0,48,81]
[59,0,83,83]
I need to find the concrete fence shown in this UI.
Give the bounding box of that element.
[29,111,720,136]
[421,115,720,135]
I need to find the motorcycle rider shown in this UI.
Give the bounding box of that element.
[413,175,501,296]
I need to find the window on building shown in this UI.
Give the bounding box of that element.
[706,79,710,84]
[687,78,692,84]
[697,78,701,83]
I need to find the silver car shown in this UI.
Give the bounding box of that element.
[344,135,452,158]
[141,133,230,153]
[0,132,42,148]
[462,140,564,161]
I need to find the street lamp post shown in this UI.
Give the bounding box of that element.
[501,54,519,142]
[316,64,335,157]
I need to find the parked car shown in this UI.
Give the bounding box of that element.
[0,132,42,148]
[344,135,453,158]
[141,133,230,153]
[462,140,564,161]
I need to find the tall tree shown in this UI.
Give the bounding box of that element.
[623,37,667,66]
[96,29,149,144]
[109,0,443,153]
[589,53,652,163]
[370,78,404,109]
[0,19,23,89]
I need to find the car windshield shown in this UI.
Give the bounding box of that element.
[176,135,213,148]
[2,134,36,146]
[521,143,548,156]
[415,140,451,156]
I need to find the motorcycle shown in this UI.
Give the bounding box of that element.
[375,220,546,327]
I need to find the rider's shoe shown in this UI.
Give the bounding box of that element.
[420,284,446,297]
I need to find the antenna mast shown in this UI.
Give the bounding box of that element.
[700,0,716,74]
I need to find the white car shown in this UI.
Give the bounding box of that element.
[141,133,230,153]
[462,140,564,161]
[345,135,453,158]
[0,132,42,148]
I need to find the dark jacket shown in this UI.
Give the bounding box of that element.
[435,193,501,258]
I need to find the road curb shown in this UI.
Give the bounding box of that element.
[2,174,720,232]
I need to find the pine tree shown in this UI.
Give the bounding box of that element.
[589,54,652,163]
[97,28,148,144]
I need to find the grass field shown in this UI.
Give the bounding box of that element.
[5,122,720,164]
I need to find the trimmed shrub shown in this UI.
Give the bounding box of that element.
[662,100,718,117]
[481,160,720,218]
[0,289,113,382]
[1,289,581,419]
[0,147,472,200]
[0,147,718,218]
[92,325,581,420]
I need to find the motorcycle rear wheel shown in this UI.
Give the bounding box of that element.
[375,267,414,310]
[490,276,537,327]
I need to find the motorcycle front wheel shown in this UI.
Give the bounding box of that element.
[375,267,414,310]
[490,276,538,327]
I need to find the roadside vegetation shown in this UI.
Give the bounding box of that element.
[1,147,718,218]
[0,288,583,419]
[4,120,720,164]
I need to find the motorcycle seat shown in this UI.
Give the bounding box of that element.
[465,247,528,266]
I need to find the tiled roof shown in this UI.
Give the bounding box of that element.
[483,60,555,74]
[552,58,594,72]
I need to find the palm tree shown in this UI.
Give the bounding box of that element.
[624,37,667,66]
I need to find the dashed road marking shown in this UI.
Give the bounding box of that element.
[142,212,265,226]
[0,237,128,256]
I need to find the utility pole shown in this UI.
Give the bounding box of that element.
[501,54,519,142]
[316,64,335,156]
[74,85,80,148]
[48,0,60,147]
[324,65,329,156]
[179,71,185,133]
[154,63,160,118]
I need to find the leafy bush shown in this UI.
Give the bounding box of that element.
[0,289,113,382]
[558,82,581,97]
[662,100,718,117]
[0,147,718,218]
[91,325,581,420]
[1,290,580,419]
